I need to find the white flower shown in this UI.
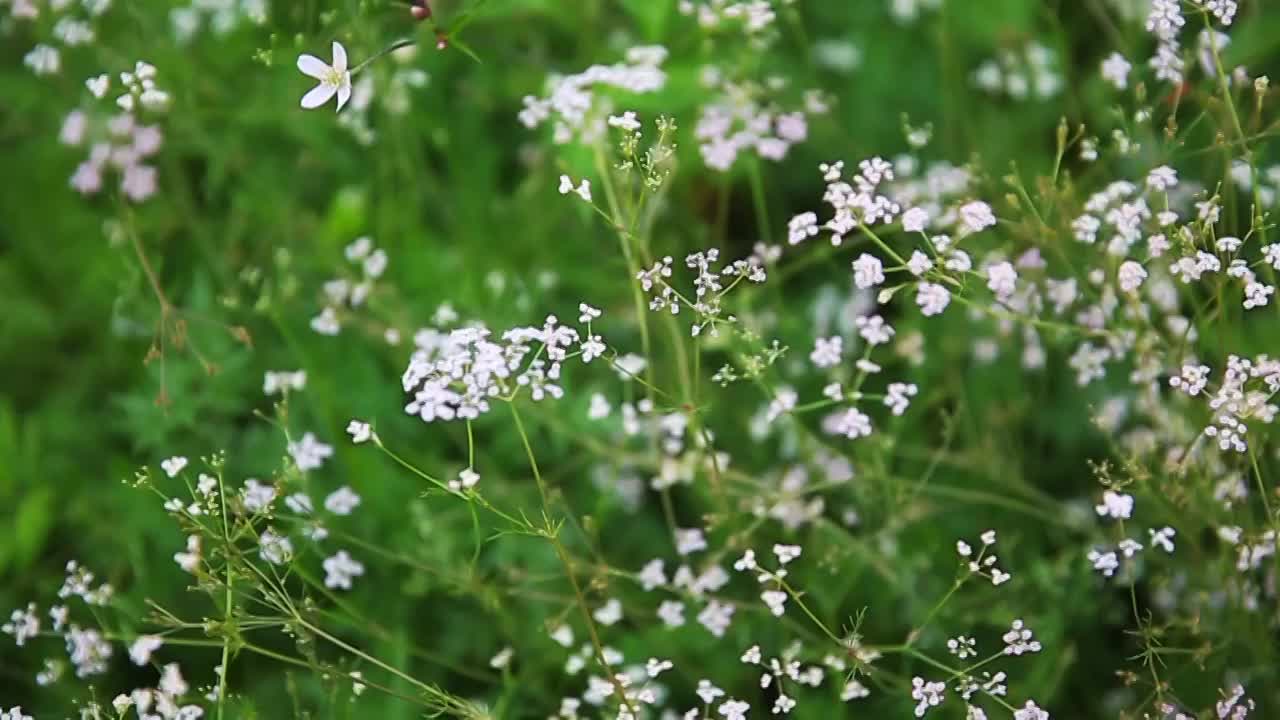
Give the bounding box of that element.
[297,42,353,111]
[128,635,163,666]
[1013,700,1049,720]
[558,174,592,202]
[810,336,843,368]
[910,676,946,717]
[324,486,361,515]
[608,110,641,132]
[450,468,480,491]
[761,590,788,616]
[907,250,934,276]
[489,647,514,669]
[1101,52,1131,89]
[87,73,110,98]
[346,420,372,444]
[24,44,60,76]
[675,527,707,555]
[161,456,188,477]
[1149,526,1176,553]
[1146,165,1178,191]
[1094,490,1134,520]
[593,598,622,626]
[258,528,294,565]
[902,207,930,233]
[323,550,365,589]
[986,261,1018,300]
[1117,261,1147,293]
[916,282,951,316]
[852,253,885,289]
[288,432,334,471]
[959,201,996,233]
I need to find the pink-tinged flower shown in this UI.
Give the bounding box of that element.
[297,42,352,111]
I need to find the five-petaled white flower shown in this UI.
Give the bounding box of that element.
[297,42,353,112]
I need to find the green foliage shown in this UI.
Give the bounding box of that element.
[2,0,1279,718]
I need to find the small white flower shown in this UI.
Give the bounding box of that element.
[161,456,188,477]
[450,468,480,492]
[852,253,885,289]
[128,635,163,666]
[1094,490,1134,520]
[346,420,372,444]
[902,207,930,233]
[323,550,365,589]
[1101,52,1131,89]
[297,42,353,111]
[87,73,110,98]
[489,647,514,669]
[324,486,361,515]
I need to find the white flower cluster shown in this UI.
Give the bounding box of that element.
[519,46,669,145]
[15,0,110,76]
[694,70,825,171]
[62,62,169,203]
[677,0,777,34]
[402,313,600,423]
[170,0,268,43]
[973,43,1062,100]
[310,236,389,336]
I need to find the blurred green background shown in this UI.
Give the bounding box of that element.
[3,0,1280,717]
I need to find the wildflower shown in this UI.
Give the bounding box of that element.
[1146,165,1178,191]
[657,600,686,627]
[810,336,843,368]
[2,604,38,647]
[24,44,60,76]
[263,370,307,395]
[1087,548,1119,577]
[129,635,163,666]
[959,201,996,233]
[1101,53,1131,89]
[174,535,201,573]
[297,42,353,111]
[324,486,361,515]
[772,544,801,564]
[346,420,372,443]
[1013,701,1050,720]
[675,527,708,555]
[1001,619,1042,655]
[761,589,787,616]
[1117,261,1147,293]
[489,647,514,669]
[1149,526,1176,552]
[450,468,479,491]
[902,207,929,232]
[907,250,933,276]
[289,433,334,471]
[910,676,946,717]
[241,478,277,513]
[1094,490,1134,520]
[852,254,885,289]
[947,636,977,659]
[161,456,188,477]
[916,282,951,316]
[558,174,592,202]
[986,261,1018,300]
[593,598,622,626]
[323,550,366,589]
[258,528,294,565]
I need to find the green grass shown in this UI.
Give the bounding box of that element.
[2,0,1280,718]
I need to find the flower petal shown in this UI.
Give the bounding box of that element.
[300,82,336,109]
[335,80,351,112]
[331,42,348,73]
[297,54,329,79]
